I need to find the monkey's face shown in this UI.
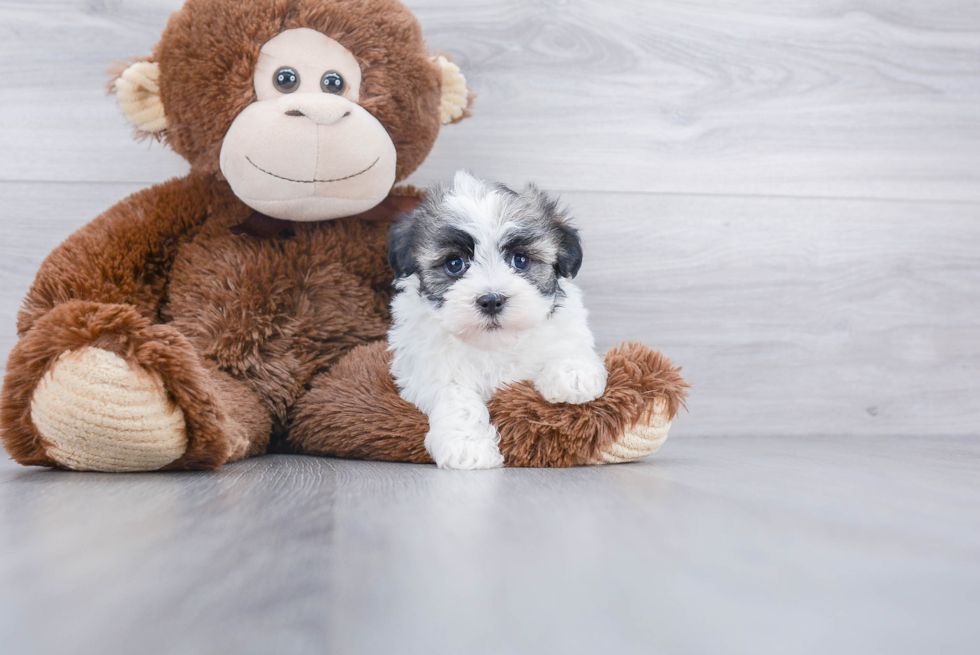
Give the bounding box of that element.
[219,28,398,222]
[115,0,471,218]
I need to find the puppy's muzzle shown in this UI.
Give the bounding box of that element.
[476,293,506,317]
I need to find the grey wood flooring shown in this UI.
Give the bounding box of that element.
[0,1,978,652]
[2,437,979,655]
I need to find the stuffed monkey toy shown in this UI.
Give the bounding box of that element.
[0,0,687,472]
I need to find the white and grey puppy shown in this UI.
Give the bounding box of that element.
[387,171,607,470]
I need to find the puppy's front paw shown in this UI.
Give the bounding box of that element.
[535,359,608,404]
[426,426,504,470]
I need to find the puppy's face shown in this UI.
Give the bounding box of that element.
[388,171,583,343]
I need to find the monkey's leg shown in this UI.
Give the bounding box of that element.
[288,342,431,464]
[1,301,271,471]
[288,341,687,467]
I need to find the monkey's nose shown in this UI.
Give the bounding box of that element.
[476,293,506,316]
[278,95,353,125]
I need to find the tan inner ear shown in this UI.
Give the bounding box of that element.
[114,61,168,134]
[434,55,468,125]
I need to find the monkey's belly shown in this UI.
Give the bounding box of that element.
[161,230,390,418]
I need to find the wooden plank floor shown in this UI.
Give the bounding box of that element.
[2,437,979,654]
[1,1,978,652]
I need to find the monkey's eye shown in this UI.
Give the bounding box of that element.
[511,252,530,271]
[273,67,300,93]
[321,71,345,94]
[445,256,467,276]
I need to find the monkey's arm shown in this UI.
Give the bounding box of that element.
[16,173,211,335]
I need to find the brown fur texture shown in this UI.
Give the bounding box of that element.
[290,342,432,463]
[15,174,212,336]
[493,342,689,467]
[290,341,688,467]
[1,0,688,471]
[160,182,395,442]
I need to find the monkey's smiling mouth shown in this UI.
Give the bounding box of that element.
[246,156,379,184]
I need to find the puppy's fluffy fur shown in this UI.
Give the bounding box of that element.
[387,171,607,469]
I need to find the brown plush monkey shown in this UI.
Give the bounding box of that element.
[0,0,687,472]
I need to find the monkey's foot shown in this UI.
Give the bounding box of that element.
[30,347,187,472]
[595,397,672,464]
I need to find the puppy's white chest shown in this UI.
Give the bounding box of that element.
[455,340,545,401]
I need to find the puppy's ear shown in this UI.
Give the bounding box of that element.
[523,184,584,279]
[387,216,417,278]
[555,223,583,279]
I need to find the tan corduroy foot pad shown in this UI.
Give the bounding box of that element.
[598,398,672,464]
[30,347,187,472]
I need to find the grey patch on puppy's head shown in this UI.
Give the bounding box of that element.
[516,183,583,282]
[387,183,467,306]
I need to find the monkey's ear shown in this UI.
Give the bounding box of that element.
[433,55,471,125]
[112,61,169,136]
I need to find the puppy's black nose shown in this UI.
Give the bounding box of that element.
[476,293,506,316]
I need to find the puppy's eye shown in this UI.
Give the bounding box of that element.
[321,71,345,94]
[445,256,467,276]
[511,252,530,271]
[274,67,300,93]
